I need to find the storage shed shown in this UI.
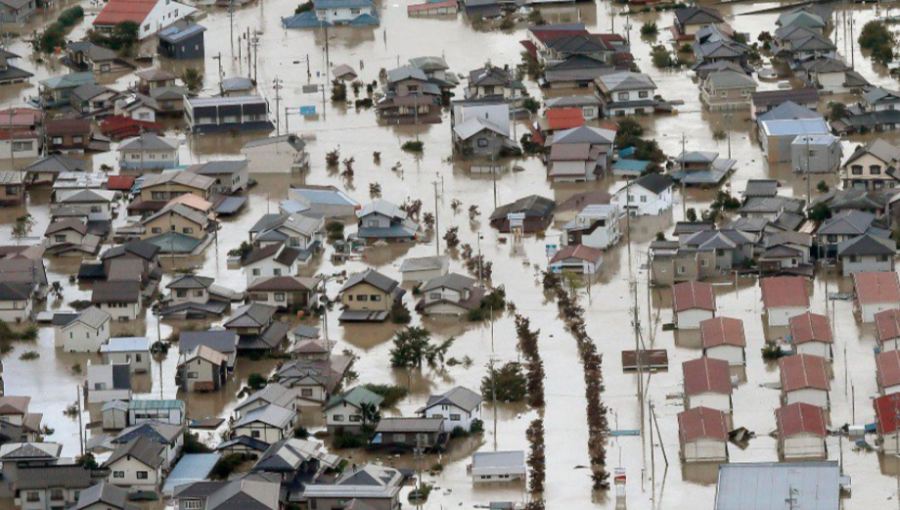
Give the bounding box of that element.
[673,281,716,330]
[775,402,827,460]
[683,357,733,413]
[780,354,830,408]
[700,317,746,366]
[102,400,129,430]
[760,276,810,327]
[470,451,526,483]
[678,406,728,463]
[854,271,900,323]
[788,312,833,361]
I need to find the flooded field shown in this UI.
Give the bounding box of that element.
[2,0,900,508]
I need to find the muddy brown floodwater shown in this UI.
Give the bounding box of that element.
[2,0,900,508]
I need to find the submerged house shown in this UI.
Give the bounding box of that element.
[355,200,419,242]
[489,195,555,234]
[184,96,274,134]
[338,269,405,322]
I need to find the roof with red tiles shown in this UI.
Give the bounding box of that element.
[789,312,833,345]
[700,317,746,348]
[775,402,827,438]
[761,276,810,309]
[673,281,716,313]
[683,357,732,396]
[779,354,829,393]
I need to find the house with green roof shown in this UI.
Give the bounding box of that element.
[323,387,384,435]
[37,72,97,107]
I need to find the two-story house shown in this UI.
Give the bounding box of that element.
[594,72,658,117]
[560,204,621,250]
[355,200,419,242]
[611,173,675,216]
[700,70,758,111]
[224,303,291,353]
[338,268,405,322]
[159,275,240,318]
[241,243,302,286]
[232,404,297,444]
[323,386,384,435]
[247,276,322,312]
[183,160,249,195]
[842,139,900,190]
[376,66,442,122]
[102,436,164,492]
[465,64,527,107]
[54,306,112,352]
[14,465,92,510]
[173,479,279,510]
[416,386,483,433]
[111,421,184,469]
[416,273,485,316]
[250,213,323,257]
[118,134,180,171]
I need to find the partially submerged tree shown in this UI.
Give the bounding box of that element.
[389,326,454,369]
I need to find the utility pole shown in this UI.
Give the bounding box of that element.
[213,53,224,96]
[432,178,440,255]
[324,24,330,71]
[229,0,234,57]
[477,233,483,284]
[681,133,687,218]
[488,355,498,452]
[273,77,283,136]
[413,92,419,142]
[805,135,812,210]
[650,401,668,465]
[649,396,655,485]
[725,113,732,160]
[76,385,83,456]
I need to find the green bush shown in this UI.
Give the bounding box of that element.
[247,373,267,390]
[481,361,527,402]
[467,308,486,322]
[211,453,245,480]
[183,432,213,453]
[362,384,409,407]
[401,141,424,152]
[332,433,366,449]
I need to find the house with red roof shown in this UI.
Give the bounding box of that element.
[875,392,900,454]
[876,309,900,352]
[789,312,833,360]
[682,357,732,413]
[760,276,810,327]
[677,406,728,463]
[673,280,716,329]
[854,272,900,322]
[779,354,829,408]
[549,244,602,275]
[93,0,197,40]
[877,350,900,396]
[700,317,746,366]
[775,402,827,460]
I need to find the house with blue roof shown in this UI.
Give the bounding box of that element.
[283,0,378,28]
[157,20,206,60]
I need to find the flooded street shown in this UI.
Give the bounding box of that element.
[2,0,900,508]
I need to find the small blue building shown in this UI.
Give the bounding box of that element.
[157,21,206,60]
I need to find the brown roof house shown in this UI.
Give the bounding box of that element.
[854,272,900,323]
[338,268,405,323]
[760,276,810,327]
[489,195,555,234]
[673,281,716,329]
[700,317,746,366]
[247,276,323,312]
[678,406,728,463]
[416,273,485,316]
[0,396,42,442]
[176,345,228,392]
[46,118,109,154]
[780,354,830,408]
[775,402,827,460]
[682,357,732,414]
[789,312,833,361]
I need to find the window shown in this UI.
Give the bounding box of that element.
[618,92,630,101]
[193,290,203,297]
[357,295,368,302]
[638,91,649,99]
[871,165,882,175]
[333,414,345,422]
[640,196,647,203]
[701,259,708,267]
[851,165,863,175]
[12,141,32,152]
[73,136,83,144]
[429,292,441,300]
[137,471,148,480]
[188,372,198,379]
[289,237,301,247]
[176,290,187,298]
[349,415,361,422]
[113,471,125,478]
[450,414,461,420]
[370,295,382,301]
[275,293,286,302]
[677,266,685,275]
[54,235,66,242]
[273,268,282,276]
[50,489,64,501]
[52,137,62,145]
[183,227,193,234]
[252,269,261,276]
[27,492,40,502]
[184,500,202,510]
[301,388,313,397]
[251,430,260,438]
[477,138,489,148]
[152,227,162,234]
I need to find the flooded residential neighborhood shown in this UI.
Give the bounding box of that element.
[1,0,900,508]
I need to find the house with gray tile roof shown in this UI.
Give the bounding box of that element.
[232,404,297,445]
[338,269,405,322]
[70,482,138,510]
[594,71,658,116]
[174,478,280,510]
[15,465,93,510]
[700,70,757,111]
[354,200,419,242]
[103,435,165,492]
[417,273,485,316]
[91,281,142,321]
[303,465,405,510]
[323,387,384,435]
[54,306,111,352]
[398,255,449,283]
[416,386,483,433]
[837,233,896,275]
[816,210,891,256]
